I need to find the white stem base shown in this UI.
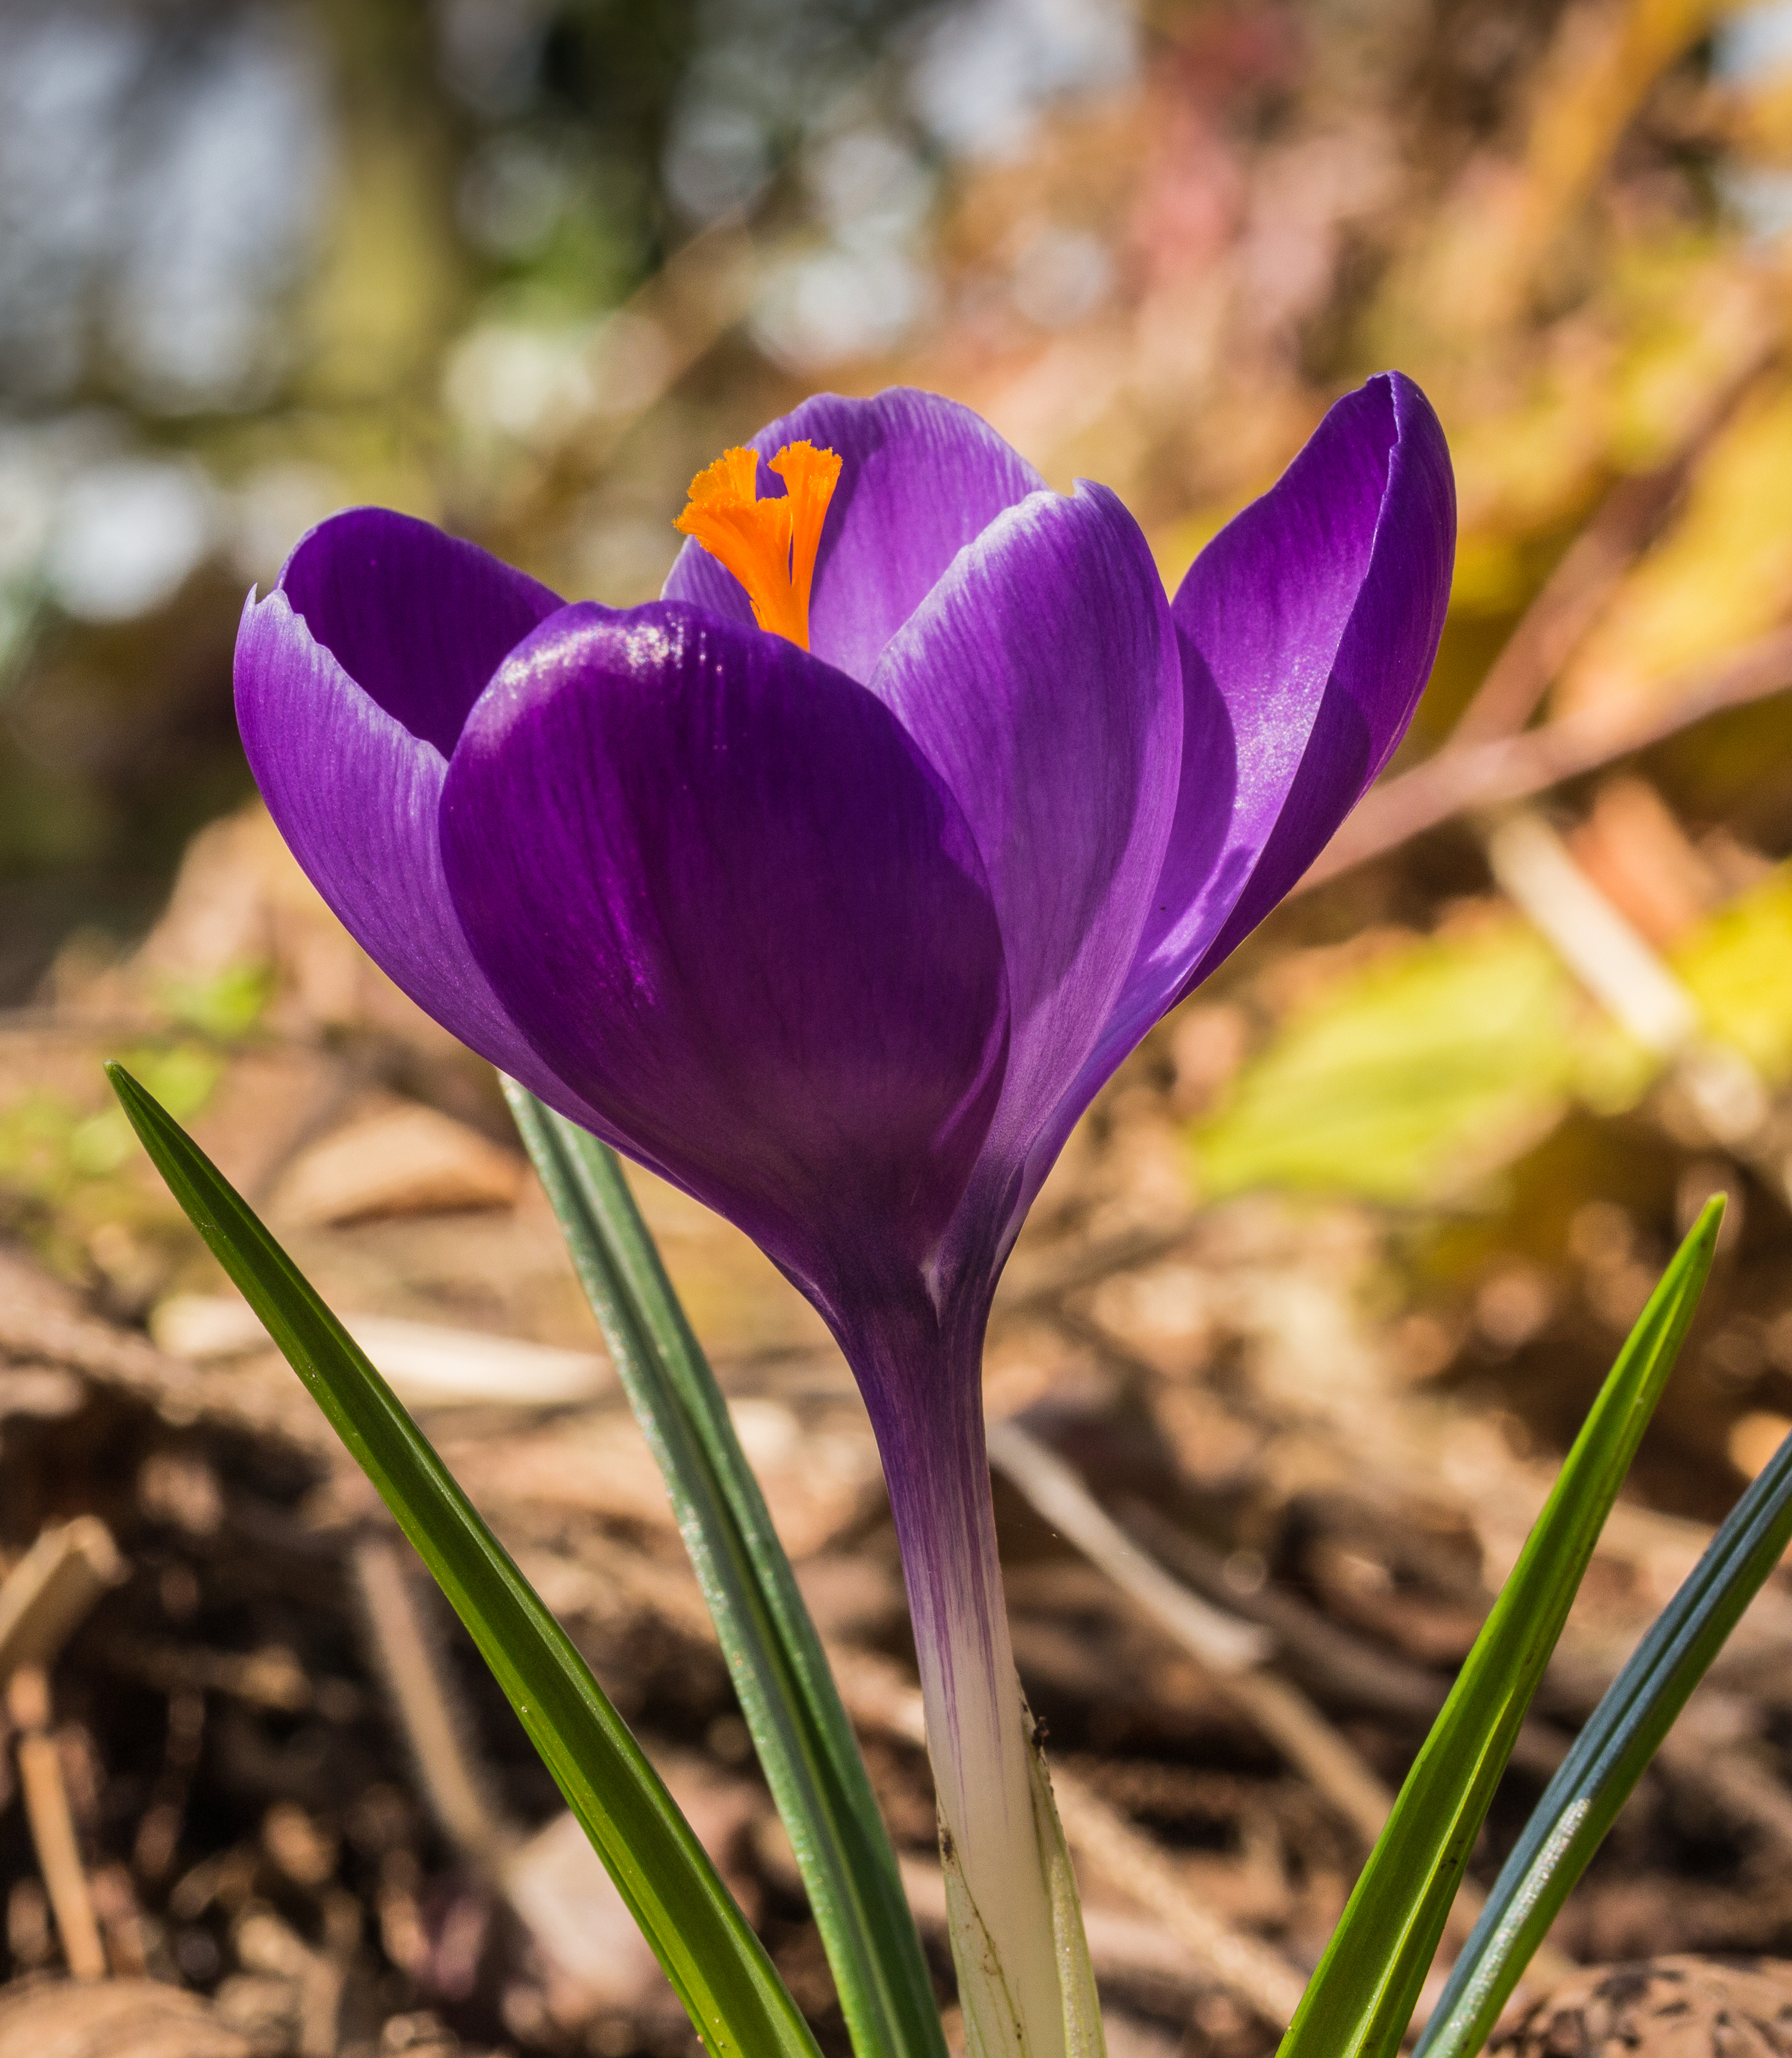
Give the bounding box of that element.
[896,1437,1102,2058]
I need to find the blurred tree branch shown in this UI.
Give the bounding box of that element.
[1304,626,1792,892]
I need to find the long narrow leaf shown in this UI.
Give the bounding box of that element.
[107,1063,821,2058]
[1278,1199,1724,2058]
[1417,1412,1792,2058]
[505,1084,945,2058]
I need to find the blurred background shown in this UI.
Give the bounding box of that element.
[5,1,1792,2054]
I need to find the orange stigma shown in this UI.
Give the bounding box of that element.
[675,439,842,649]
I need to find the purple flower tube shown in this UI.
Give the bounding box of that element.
[236,379,1454,2056]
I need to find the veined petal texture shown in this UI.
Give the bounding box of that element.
[869,481,1182,1251]
[1048,372,1454,1162]
[236,512,651,1151]
[278,506,562,754]
[235,518,547,1059]
[439,602,1011,1312]
[1174,370,1454,986]
[662,387,1045,683]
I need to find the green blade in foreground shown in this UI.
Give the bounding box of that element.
[1417,1412,1792,2058]
[506,1086,945,2058]
[1278,1198,1724,2058]
[107,1064,821,2058]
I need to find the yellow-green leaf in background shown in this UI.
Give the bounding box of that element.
[1673,862,1792,1084]
[1188,918,1648,1207]
[157,960,275,1040]
[1188,862,1792,1209]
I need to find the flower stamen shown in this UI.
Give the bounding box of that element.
[675,440,841,649]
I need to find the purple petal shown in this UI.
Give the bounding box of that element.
[868,483,1182,1243]
[662,388,1044,683]
[234,589,641,1152]
[439,601,1011,1312]
[1036,371,1455,1178]
[1174,372,1454,983]
[279,507,562,756]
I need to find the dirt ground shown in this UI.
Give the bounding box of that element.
[0,797,1790,2058]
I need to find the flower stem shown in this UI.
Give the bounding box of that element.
[855,1313,1095,2058]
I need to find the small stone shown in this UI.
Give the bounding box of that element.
[268,1103,525,1227]
[1495,1957,1792,2058]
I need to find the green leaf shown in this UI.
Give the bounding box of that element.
[1670,860,1792,1086]
[106,1063,821,2058]
[1188,918,1648,1205]
[1416,1399,1792,2058]
[504,1086,946,2058]
[1189,868,1792,1210]
[1277,1198,1724,2058]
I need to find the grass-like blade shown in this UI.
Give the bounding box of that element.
[107,1063,821,2058]
[1278,1198,1724,2058]
[1416,1411,1792,2058]
[505,1086,945,2058]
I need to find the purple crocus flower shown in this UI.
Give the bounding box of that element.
[236,378,1453,2052]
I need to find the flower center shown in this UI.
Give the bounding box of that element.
[675,440,842,650]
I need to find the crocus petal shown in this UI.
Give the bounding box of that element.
[868,482,1182,1250]
[1173,372,1454,984]
[279,506,562,756]
[439,601,1011,1314]
[1034,373,1454,1180]
[662,388,1045,683]
[234,590,644,1155]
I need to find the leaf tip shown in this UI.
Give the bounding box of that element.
[104,1064,155,1152]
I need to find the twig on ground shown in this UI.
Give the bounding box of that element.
[0,1518,126,1683]
[350,1536,514,1879]
[1048,1768,1311,2026]
[825,1638,1313,2027]
[0,1520,127,1982]
[352,1530,662,2015]
[983,1424,1582,1978]
[1120,1501,1570,1781]
[102,1636,359,1719]
[1213,1669,1394,1859]
[1300,626,1792,892]
[1121,1502,1445,1718]
[1486,812,1709,1058]
[86,1864,148,1978]
[986,1417,1394,1851]
[0,1249,329,1456]
[9,1665,106,1979]
[1486,809,1788,1200]
[985,1418,1270,1673]
[236,1905,344,2058]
